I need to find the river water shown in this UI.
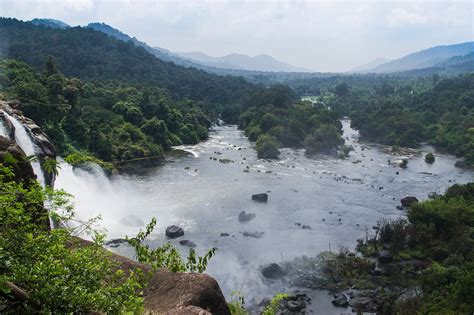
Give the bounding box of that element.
[55,120,473,314]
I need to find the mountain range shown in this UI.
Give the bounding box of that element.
[361,42,474,73]
[175,51,309,72]
[22,19,474,76]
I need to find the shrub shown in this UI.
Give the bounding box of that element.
[255,134,280,159]
[425,152,435,164]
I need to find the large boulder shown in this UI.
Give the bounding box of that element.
[378,250,393,263]
[332,293,348,307]
[73,237,231,314]
[252,193,268,202]
[166,225,184,238]
[238,211,256,222]
[261,263,284,279]
[401,196,419,207]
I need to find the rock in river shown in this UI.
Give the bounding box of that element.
[378,250,393,263]
[261,263,284,279]
[238,211,256,222]
[332,293,348,307]
[179,240,197,248]
[252,193,268,202]
[166,225,184,238]
[401,196,419,207]
[243,231,264,238]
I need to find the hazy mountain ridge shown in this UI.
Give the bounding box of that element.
[350,57,390,73]
[370,42,474,73]
[176,51,310,72]
[31,18,70,29]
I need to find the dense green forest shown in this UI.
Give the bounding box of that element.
[0,59,214,163]
[238,85,343,158]
[0,18,347,163]
[326,74,474,166]
[0,18,255,110]
[339,183,474,314]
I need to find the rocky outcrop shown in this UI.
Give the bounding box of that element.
[72,238,230,314]
[0,101,56,186]
[166,225,184,238]
[0,135,35,183]
[400,196,418,207]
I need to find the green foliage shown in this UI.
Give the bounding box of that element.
[239,85,342,156]
[353,183,474,314]
[304,124,344,155]
[261,293,290,315]
[255,134,280,159]
[329,74,474,166]
[126,218,217,273]
[0,164,144,313]
[400,159,408,168]
[64,152,115,171]
[425,152,435,164]
[228,291,248,315]
[0,59,212,164]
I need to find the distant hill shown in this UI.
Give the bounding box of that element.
[370,42,474,73]
[176,51,309,72]
[349,58,390,73]
[86,22,193,66]
[0,18,256,106]
[30,18,69,29]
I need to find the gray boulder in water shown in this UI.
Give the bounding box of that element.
[401,196,419,207]
[166,225,184,238]
[252,193,268,202]
[179,240,196,248]
[261,263,284,279]
[238,211,256,222]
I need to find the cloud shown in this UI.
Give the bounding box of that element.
[1,0,472,72]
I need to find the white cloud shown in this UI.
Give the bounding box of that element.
[0,0,472,72]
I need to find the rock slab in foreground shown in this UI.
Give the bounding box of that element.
[74,238,230,314]
[252,193,268,202]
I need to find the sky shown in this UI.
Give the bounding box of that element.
[1,0,473,72]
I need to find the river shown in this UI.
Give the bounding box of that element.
[55,120,473,314]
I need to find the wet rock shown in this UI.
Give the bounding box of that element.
[261,263,284,279]
[349,297,376,311]
[166,225,184,238]
[378,250,393,263]
[179,240,196,248]
[220,233,230,237]
[302,224,312,230]
[396,205,404,210]
[332,293,348,307]
[238,211,256,222]
[401,196,418,207]
[243,231,264,238]
[285,299,306,312]
[251,193,268,202]
[105,238,128,247]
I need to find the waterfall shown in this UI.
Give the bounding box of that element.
[0,118,9,138]
[2,112,46,187]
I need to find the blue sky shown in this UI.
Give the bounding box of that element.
[1,0,472,72]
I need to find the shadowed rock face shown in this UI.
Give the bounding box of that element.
[0,135,35,183]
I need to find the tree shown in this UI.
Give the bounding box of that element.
[256,134,280,159]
